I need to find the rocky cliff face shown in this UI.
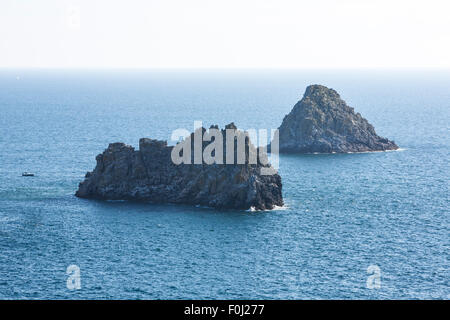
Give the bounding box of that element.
[277,85,398,153]
[76,124,283,210]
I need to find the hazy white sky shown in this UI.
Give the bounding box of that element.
[1,0,449,68]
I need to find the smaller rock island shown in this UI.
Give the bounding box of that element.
[277,85,398,153]
[76,123,283,210]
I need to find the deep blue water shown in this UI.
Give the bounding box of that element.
[0,70,448,299]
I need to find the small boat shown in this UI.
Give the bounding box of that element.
[22,172,34,177]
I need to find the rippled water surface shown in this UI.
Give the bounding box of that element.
[0,70,448,299]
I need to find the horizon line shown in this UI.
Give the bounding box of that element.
[1,66,450,71]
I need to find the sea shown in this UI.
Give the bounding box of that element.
[0,69,448,299]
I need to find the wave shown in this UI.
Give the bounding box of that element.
[307,148,407,155]
[345,148,407,154]
[247,204,289,212]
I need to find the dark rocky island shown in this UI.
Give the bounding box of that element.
[277,85,398,153]
[76,123,283,210]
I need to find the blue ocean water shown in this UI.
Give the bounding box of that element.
[0,69,448,299]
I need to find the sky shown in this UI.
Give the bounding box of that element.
[1,0,449,69]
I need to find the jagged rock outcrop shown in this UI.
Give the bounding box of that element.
[277,85,398,153]
[76,123,283,210]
